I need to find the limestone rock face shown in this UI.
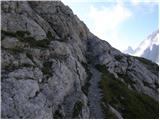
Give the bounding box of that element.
[1,1,89,118]
[88,37,159,101]
[1,1,158,119]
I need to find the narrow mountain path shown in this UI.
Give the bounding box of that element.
[88,66,105,118]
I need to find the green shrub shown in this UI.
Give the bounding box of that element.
[42,61,53,77]
[2,30,30,38]
[114,55,123,61]
[1,30,17,37]
[20,37,50,48]
[53,110,63,119]
[16,31,30,37]
[47,31,54,40]
[2,30,51,48]
[21,63,33,68]
[33,39,50,48]
[96,64,159,119]
[72,100,84,118]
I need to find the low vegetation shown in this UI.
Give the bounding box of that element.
[2,30,51,48]
[42,61,53,78]
[53,110,63,119]
[47,31,54,40]
[114,55,123,61]
[96,64,159,119]
[72,100,84,118]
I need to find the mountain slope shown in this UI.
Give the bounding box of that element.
[1,1,159,119]
[124,30,159,64]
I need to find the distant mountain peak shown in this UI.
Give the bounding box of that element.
[124,29,159,64]
[123,46,134,55]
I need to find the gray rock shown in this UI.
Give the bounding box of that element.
[1,1,158,119]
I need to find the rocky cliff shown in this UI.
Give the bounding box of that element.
[1,1,159,119]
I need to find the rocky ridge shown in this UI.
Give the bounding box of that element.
[1,1,159,119]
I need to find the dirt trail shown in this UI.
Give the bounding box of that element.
[88,66,105,118]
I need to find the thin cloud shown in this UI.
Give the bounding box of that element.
[130,0,158,15]
[88,3,132,50]
[131,0,159,6]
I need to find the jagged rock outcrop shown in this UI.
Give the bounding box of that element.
[124,30,159,64]
[1,1,90,118]
[1,1,159,119]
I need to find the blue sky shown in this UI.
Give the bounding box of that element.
[62,0,158,51]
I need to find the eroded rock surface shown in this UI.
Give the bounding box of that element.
[1,1,159,119]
